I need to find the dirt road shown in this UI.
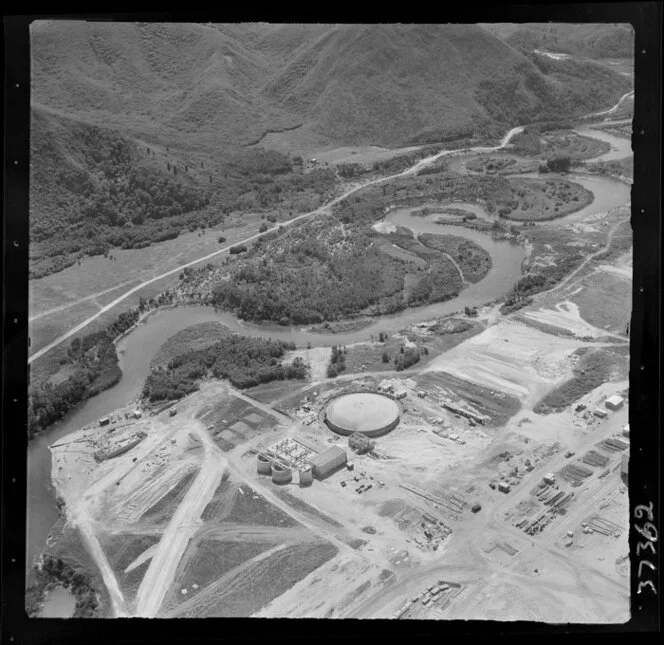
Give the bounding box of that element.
[134,425,227,617]
[541,216,630,296]
[77,519,129,617]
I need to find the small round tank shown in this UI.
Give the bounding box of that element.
[257,453,272,475]
[271,461,292,485]
[299,468,313,487]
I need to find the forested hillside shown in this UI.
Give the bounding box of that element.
[480,23,634,59]
[30,21,631,277]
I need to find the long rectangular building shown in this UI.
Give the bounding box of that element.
[310,446,347,480]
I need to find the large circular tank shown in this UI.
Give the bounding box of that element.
[257,453,272,475]
[271,461,292,485]
[325,392,400,437]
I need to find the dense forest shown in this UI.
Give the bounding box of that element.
[28,308,140,438]
[30,111,338,278]
[142,336,306,401]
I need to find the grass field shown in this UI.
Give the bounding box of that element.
[168,541,339,618]
[570,271,631,335]
[29,215,263,317]
[272,490,344,529]
[139,471,197,526]
[166,539,271,609]
[98,532,161,603]
[224,488,300,528]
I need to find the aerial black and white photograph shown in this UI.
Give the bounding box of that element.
[21,18,642,623]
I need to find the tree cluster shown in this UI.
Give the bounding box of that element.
[142,336,306,401]
[26,556,101,618]
[28,308,141,438]
[326,345,347,378]
[394,347,420,371]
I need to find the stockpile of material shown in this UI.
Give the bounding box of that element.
[598,437,629,453]
[582,450,610,468]
[585,514,622,537]
[560,462,593,486]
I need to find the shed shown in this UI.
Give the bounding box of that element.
[593,408,608,418]
[543,473,556,485]
[99,417,110,427]
[497,482,511,494]
[605,395,624,411]
[310,446,347,480]
[622,423,630,437]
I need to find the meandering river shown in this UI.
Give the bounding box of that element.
[25,123,632,577]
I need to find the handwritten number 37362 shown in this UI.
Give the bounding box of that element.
[634,502,657,595]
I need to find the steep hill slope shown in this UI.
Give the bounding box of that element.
[29,21,632,277]
[480,23,634,59]
[32,21,632,149]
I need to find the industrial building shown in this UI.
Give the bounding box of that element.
[605,395,625,411]
[325,392,400,437]
[309,446,347,480]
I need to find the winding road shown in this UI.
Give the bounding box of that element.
[28,127,524,365]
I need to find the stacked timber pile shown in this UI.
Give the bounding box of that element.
[560,462,593,486]
[582,450,610,468]
[598,437,629,453]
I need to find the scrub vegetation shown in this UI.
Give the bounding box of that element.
[142,336,306,402]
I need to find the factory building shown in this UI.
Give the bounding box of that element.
[256,453,272,475]
[605,395,625,411]
[310,446,347,480]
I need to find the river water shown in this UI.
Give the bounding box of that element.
[25,123,632,578]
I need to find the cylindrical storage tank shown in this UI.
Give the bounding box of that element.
[271,461,292,485]
[325,392,400,438]
[299,468,313,487]
[257,453,272,475]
